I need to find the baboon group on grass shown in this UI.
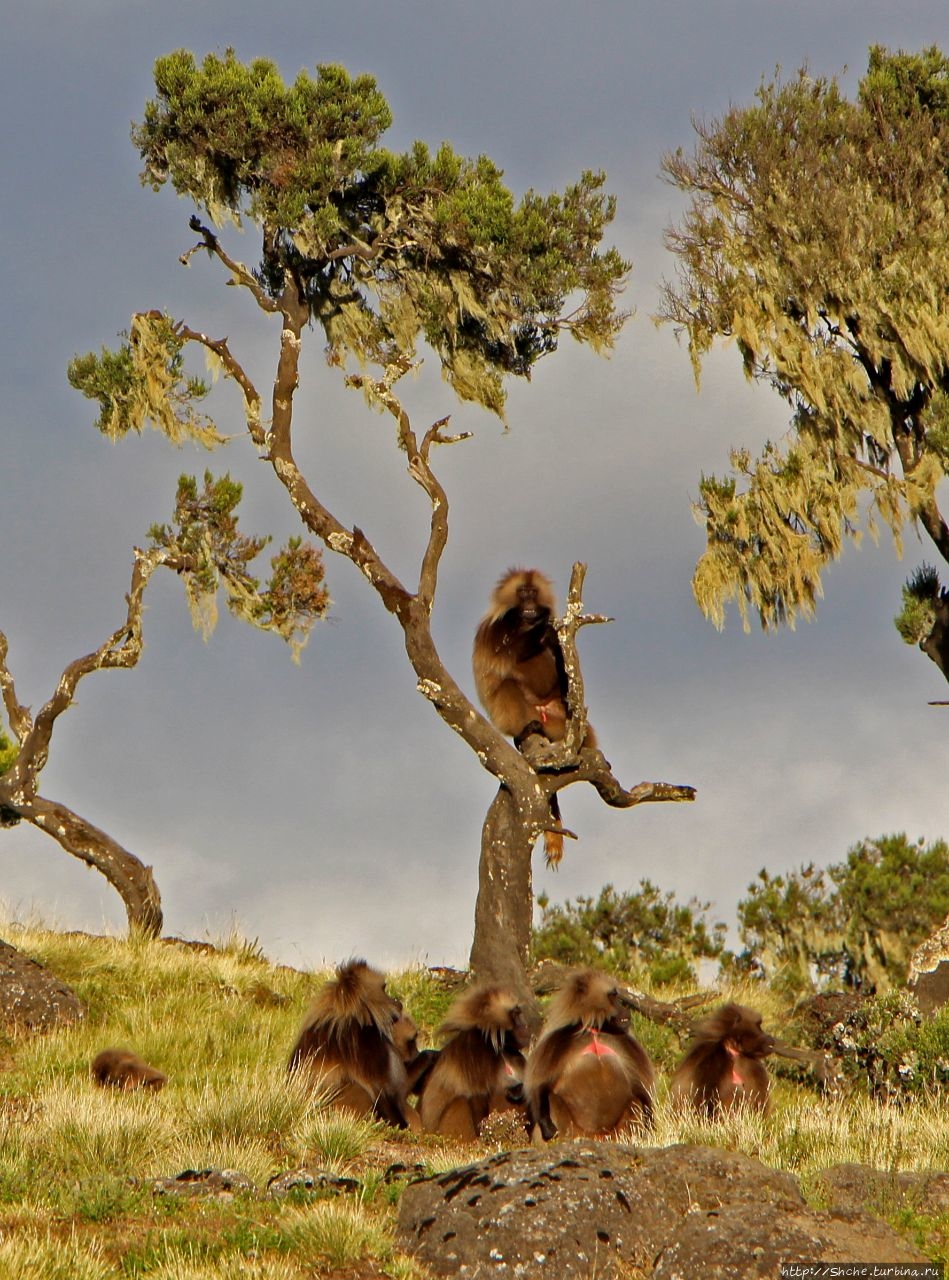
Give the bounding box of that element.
[90,959,774,1143]
[283,960,775,1143]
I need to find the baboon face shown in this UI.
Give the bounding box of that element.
[723,1005,774,1058]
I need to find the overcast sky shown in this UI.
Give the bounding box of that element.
[2,1,949,973]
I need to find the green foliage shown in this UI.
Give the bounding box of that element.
[795,988,949,1100]
[531,880,726,985]
[660,45,949,637]
[895,562,942,644]
[736,834,949,993]
[68,314,219,448]
[125,48,629,420]
[148,471,329,654]
[0,722,16,776]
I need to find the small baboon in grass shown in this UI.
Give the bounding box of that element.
[91,1048,167,1090]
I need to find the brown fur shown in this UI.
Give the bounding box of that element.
[472,568,597,865]
[669,1002,774,1116]
[525,968,654,1141]
[391,1009,439,1098]
[419,984,530,1140]
[91,1048,166,1091]
[287,959,420,1130]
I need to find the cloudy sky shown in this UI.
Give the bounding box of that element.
[3,1,949,973]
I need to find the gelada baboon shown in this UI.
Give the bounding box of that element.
[473,567,597,864]
[419,984,530,1140]
[669,1002,775,1115]
[525,968,654,1141]
[287,959,421,1130]
[91,1048,167,1090]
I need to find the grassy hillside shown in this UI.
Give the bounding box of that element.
[0,921,947,1276]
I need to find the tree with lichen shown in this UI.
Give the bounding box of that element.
[733,834,949,993]
[658,45,949,684]
[69,49,694,1006]
[0,471,327,936]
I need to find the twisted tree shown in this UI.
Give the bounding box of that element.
[0,472,327,935]
[70,51,693,1000]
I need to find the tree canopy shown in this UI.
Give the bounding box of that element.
[659,45,949,680]
[120,49,629,422]
[531,880,725,986]
[735,833,949,992]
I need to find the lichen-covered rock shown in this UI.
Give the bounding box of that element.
[267,1167,360,1196]
[152,1168,255,1198]
[397,1142,925,1278]
[909,914,949,1014]
[399,1143,664,1277]
[0,939,84,1032]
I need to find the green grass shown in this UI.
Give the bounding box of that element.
[0,919,947,1274]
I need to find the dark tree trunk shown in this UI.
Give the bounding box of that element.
[469,786,544,1020]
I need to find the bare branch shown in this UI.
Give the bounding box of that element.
[0,634,32,743]
[558,562,597,756]
[323,235,382,264]
[619,986,715,1036]
[19,547,188,777]
[410,416,456,611]
[421,421,474,451]
[186,216,279,313]
[769,1038,835,1071]
[593,771,698,809]
[345,372,463,612]
[17,793,162,935]
[174,324,266,449]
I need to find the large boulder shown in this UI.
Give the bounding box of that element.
[0,939,84,1032]
[397,1142,927,1278]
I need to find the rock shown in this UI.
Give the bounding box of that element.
[397,1142,926,1278]
[152,1168,256,1198]
[908,915,949,1013]
[268,1167,360,1196]
[399,1143,662,1278]
[653,1201,927,1278]
[817,1162,949,1216]
[0,939,85,1032]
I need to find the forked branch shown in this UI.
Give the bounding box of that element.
[521,562,697,811]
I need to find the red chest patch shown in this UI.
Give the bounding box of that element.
[580,1030,618,1058]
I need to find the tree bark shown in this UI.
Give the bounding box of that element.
[3,792,163,937]
[0,548,190,939]
[469,786,543,1016]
